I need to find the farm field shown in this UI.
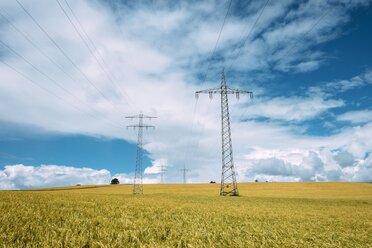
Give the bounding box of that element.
[0,182,372,247]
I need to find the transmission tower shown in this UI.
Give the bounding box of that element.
[179,164,190,184]
[126,113,156,194]
[196,69,253,196]
[160,164,167,184]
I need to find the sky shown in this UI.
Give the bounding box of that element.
[0,0,371,189]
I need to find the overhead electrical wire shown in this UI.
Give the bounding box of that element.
[62,0,132,106]
[15,0,123,115]
[200,0,233,85]
[0,60,73,109]
[238,3,333,121]
[226,0,270,73]
[0,39,83,105]
[0,58,122,130]
[271,7,333,71]
[0,9,124,129]
[55,0,131,107]
[0,9,77,85]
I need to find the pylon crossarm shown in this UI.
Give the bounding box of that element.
[127,125,155,129]
[125,114,157,119]
[225,88,253,97]
[196,86,222,94]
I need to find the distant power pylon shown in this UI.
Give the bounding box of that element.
[126,113,156,194]
[179,164,190,184]
[196,69,253,196]
[160,164,167,184]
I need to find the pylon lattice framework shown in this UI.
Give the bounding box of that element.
[196,69,253,196]
[126,113,156,194]
[179,164,190,184]
[160,164,167,184]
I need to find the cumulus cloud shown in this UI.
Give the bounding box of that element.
[0,164,163,190]
[241,148,370,182]
[241,96,343,121]
[144,158,168,174]
[237,121,372,183]
[0,164,111,189]
[337,110,372,124]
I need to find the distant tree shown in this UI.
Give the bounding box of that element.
[111,178,120,184]
[255,179,258,183]
[210,181,216,184]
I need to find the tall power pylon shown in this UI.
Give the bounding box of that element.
[196,69,253,196]
[160,164,167,184]
[126,113,156,194]
[179,164,190,184]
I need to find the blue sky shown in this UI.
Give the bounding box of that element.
[0,0,371,189]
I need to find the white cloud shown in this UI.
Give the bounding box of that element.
[0,164,111,189]
[309,69,372,97]
[337,110,372,124]
[0,164,163,190]
[292,60,321,72]
[144,158,168,174]
[241,96,343,121]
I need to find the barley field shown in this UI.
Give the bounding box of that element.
[0,182,371,247]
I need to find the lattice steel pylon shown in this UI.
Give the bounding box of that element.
[126,113,156,194]
[196,69,253,196]
[160,164,167,184]
[179,164,190,184]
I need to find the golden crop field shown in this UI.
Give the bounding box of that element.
[0,182,372,247]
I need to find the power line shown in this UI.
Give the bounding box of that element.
[15,0,122,114]
[226,0,270,72]
[0,8,123,129]
[55,0,131,106]
[235,4,332,122]
[0,60,72,108]
[0,39,83,106]
[0,9,77,85]
[200,0,233,85]
[62,0,132,106]
[0,59,122,130]
[271,7,333,71]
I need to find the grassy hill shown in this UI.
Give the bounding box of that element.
[1,182,371,247]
